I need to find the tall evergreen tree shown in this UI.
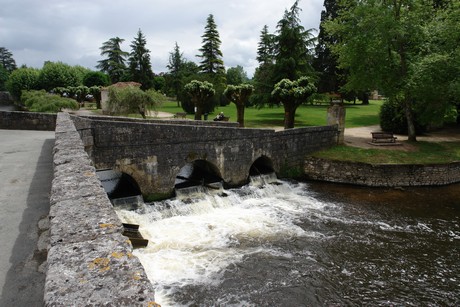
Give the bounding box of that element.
[274,0,316,82]
[0,47,17,73]
[167,42,185,100]
[313,0,341,94]
[197,14,225,79]
[128,29,155,90]
[256,25,276,65]
[97,37,128,84]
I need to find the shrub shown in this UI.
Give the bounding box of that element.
[107,86,164,118]
[21,90,78,113]
[379,98,426,134]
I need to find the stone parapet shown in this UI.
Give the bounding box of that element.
[45,112,157,306]
[0,110,56,131]
[304,157,460,187]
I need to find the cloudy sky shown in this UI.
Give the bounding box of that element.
[1,0,324,77]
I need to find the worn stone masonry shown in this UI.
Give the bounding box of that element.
[70,115,339,198]
[0,110,56,131]
[304,157,460,187]
[45,112,158,306]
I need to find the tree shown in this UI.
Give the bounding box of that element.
[197,14,226,78]
[325,0,456,141]
[184,80,215,120]
[0,66,8,91]
[106,85,161,118]
[83,71,110,87]
[6,67,40,100]
[271,77,316,129]
[167,42,185,101]
[226,66,249,85]
[313,0,342,94]
[97,37,128,84]
[256,25,276,65]
[38,61,80,91]
[0,47,17,73]
[21,90,78,112]
[128,29,155,90]
[274,0,316,82]
[224,84,254,127]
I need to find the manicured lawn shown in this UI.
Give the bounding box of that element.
[156,100,383,128]
[312,142,460,164]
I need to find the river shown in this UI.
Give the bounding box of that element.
[115,177,460,306]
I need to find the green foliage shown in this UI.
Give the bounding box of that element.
[224,84,254,127]
[272,77,317,128]
[379,98,425,134]
[106,85,161,118]
[38,61,80,91]
[184,80,215,120]
[0,66,8,91]
[83,71,109,87]
[6,67,40,100]
[197,14,225,78]
[0,47,17,73]
[97,37,128,84]
[256,25,276,65]
[21,90,78,113]
[226,66,249,85]
[127,29,155,90]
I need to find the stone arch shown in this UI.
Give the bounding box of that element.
[248,155,275,177]
[97,169,141,199]
[175,159,223,189]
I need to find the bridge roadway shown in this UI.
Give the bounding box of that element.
[0,129,54,306]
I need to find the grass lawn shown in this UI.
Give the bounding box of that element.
[156,100,383,129]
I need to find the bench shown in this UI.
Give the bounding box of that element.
[222,116,229,121]
[371,132,397,143]
[174,112,187,119]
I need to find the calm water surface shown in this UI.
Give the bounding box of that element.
[116,178,460,306]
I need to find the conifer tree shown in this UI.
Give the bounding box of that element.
[197,14,225,80]
[97,37,128,84]
[0,47,17,73]
[128,29,154,90]
[167,42,185,99]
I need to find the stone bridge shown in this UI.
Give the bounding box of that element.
[71,114,339,199]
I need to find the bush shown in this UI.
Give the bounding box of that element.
[107,86,164,118]
[21,90,78,113]
[379,98,426,134]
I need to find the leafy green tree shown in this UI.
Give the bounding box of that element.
[274,0,316,82]
[106,85,161,118]
[6,67,40,100]
[226,66,249,85]
[97,37,128,84]
[224,84,254,127]
[325,0,457,140]
[271,76,316,129]
[0,47,17,73]
[83,71,109,87]
[184,80,215,120]
[128,29,155,90]
[38,61,80,91]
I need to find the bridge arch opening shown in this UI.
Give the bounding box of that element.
[175,160,223,190]
[97,169,141,199]
[249,156,275,176]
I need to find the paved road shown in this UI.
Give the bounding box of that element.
[0,129,54,307]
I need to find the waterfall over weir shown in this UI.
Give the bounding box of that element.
[114,178,460,306]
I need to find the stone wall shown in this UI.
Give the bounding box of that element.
[70,115,338,197]
[304,157,460,187]
[45,112,158,306]
[0,110,56,131]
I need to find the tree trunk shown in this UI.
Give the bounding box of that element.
[404,99,417,142]
[283,103,297,129]
[194,104,203,120]
[236,103,245,127]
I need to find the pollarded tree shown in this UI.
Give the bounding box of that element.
[0,47,17,73]
[97,37,128,84]
[197,14,226,83]
[128,29,155,90]
[224,84,254,127]
[184,80,215,120]
[272,77,316,129]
